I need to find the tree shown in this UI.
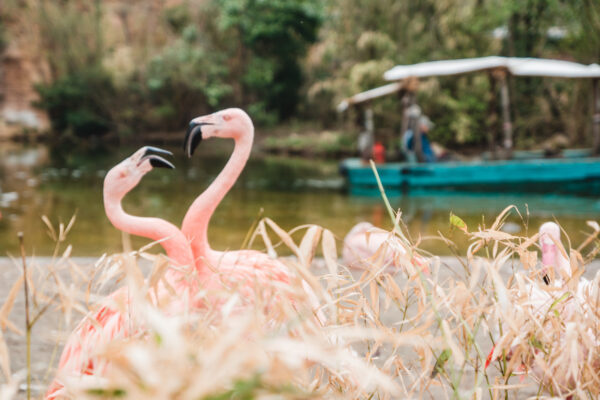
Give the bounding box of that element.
[218,0,323,122]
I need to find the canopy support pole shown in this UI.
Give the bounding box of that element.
[399,90,421,162]
[365,107,374,141]
[499,71,513,152]
[593,78,600,156]
[357,105,375,161]
[486,72,498,159]
[401,91,415,137]
[411,107,424,162]
[401,78,424,162]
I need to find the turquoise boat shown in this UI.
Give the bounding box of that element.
[337,57,600,195]
[340,157,600,195]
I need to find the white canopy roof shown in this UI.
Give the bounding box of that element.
[336,82,402,112]
[384,56,600,81]
[508,58,600,78]
[338,57,600,112]
[384,56,505,80]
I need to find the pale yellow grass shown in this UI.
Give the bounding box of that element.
[0,207,599,399]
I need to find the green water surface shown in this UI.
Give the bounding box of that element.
[1,142,599,258]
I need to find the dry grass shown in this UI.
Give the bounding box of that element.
[0,205,599,399]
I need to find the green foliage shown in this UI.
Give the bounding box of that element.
[263,130,354,156]
[422,75,490,147]
[449,212,468,233]
[431,348,451,378]
[203,375,262,400]
[568,0,600,62]
[86,388,127,397]
[16,0,600,147]
[356,31,396,60]
[35,67,113,137]
[36,1,104,80]
[305,0,600,150]
[164,4,191,34]
[145,32,232,129]
[30,0,322,137]
[306,81,339,128]
[349,60,394,93]
[218,0,323,121]
[33,1,113,138]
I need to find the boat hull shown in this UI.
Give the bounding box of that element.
[340,157,600,195]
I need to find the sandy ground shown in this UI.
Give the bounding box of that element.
[2,256,599,399]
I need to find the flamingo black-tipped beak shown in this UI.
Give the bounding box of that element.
[143,146,173,158]
[542,274,550,285]
[146,155,175,169]
[138,147,175,169]
[184,121,213,158]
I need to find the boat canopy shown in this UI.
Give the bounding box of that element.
[336,82,402,112]
[337,56,600,157]
[384,56,600,81]
[337,57,600,110]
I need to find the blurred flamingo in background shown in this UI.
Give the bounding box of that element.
[539,222,597,318]
[485,221,592,374]
[485,222,570,369]
[46,147,195,399]
[342,222,429,275]
[539,221,571,284]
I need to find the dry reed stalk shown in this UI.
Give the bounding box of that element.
[17,233,30,400]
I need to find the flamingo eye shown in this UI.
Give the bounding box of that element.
[119,170,128,179]
[223,114,232,122]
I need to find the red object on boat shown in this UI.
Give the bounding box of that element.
[373,141,385,163]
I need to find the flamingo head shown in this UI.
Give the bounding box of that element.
[104,146,174,199]
[184,108,254,157]
[539,222,561,276]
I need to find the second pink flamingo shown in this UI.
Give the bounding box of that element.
[46,147,195,398]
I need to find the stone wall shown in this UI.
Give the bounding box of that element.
[0,0,189,139]
[0,42,50,138]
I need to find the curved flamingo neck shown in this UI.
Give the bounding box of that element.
[182,131,253,266]
[103,189,195,269]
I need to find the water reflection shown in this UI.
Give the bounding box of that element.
[1,142,599,257]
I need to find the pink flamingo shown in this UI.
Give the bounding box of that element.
[485,222,567,370]
[540,222,597,321]
[342,222,429,274]
[485,222,582,373]
[539,221,571,284]
[46,147,195,399]
[181,108,317,304]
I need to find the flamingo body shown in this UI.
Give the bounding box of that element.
[342,222,429,274]
[207,249,291,283]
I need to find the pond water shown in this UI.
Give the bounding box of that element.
[1,141,600,258]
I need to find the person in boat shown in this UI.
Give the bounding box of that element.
[402,115,436,163]
[358,130,373,161]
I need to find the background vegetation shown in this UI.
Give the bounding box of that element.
[2,0,600,150]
